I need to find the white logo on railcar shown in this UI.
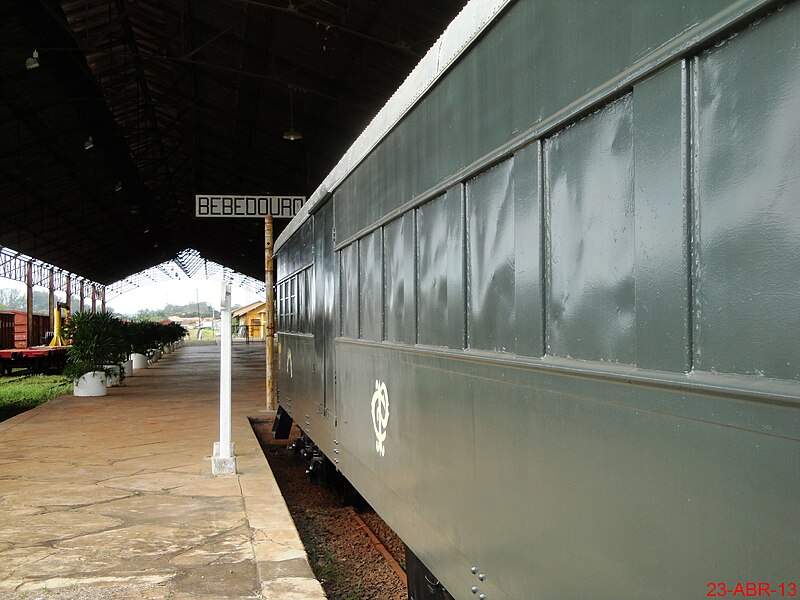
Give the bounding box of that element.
[286,348,293,378]
[371,380,390,457]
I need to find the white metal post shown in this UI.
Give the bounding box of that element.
[220,283,232,457]
[212,282,236,475]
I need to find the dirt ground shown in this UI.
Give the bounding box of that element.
[251,420,407,600]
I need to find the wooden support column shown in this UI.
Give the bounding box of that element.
[48,268,55,333]
[65,276,71,312]
[26,262,33,347]
[265,216,276,411]
[101,288,106,312]
[79,280,85,312]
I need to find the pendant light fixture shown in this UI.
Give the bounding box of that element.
[25,49,40,71]
[283,89,302,141]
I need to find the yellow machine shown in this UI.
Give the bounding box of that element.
[49,302,70,347]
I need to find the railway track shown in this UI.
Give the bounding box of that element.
[347,507,407,586]
[252,419,408,599]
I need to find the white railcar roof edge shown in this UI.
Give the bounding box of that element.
[274,0,513,251]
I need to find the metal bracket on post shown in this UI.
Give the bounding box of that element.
[212,282,237,476]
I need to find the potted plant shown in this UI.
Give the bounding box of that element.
[128,320,159,369]
[62,312,122,397]
[104,317,130,386]
[119,321,134,377]
[160,322,188,353]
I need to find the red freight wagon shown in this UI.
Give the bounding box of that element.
[0,310,51,348]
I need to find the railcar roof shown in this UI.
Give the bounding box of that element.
[273,0,512,252]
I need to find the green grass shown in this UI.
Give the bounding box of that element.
[182,328,217,342]
[313,549,340,584]
[0,375,72,422]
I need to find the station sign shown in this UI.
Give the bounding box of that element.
[195,195,306,218]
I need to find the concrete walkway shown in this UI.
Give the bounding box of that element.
[0,342,325,600]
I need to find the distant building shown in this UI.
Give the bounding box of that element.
[168,316,199,327]
[232,301,266,339]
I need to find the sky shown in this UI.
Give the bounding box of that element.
[0,276,264,316]
[106,279,264,315]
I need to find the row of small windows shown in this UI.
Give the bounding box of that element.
[277,267,312,334]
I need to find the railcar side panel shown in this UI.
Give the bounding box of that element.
[335,340,800,600]
[314,200,337,432]
[277,332,315,423]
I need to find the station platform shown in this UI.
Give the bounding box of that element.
[0,342,325,600]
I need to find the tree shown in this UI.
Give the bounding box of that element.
[0,288,25,311]
[0,288,57,314]
[33,290,49,314]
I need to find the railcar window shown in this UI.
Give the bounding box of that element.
[296,269,310,334]
[294,273,302,333]
[416,187,465,348]
[544,94,635,364]
[340,243,360,338]
[275,269,313,334]
[466,146,544,356]
[285,279,290,332]
[466,159,516,353]
[277,281,284,332]
[691,9,800,381]
[289,276,296,332]
[304,270,311,333]
[359,229,383,341]
[383,212,415,345]
[304,267,313,332]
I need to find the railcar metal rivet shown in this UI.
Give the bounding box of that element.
[478,594,486,600]
[471,567,478,574]
[479,573,485,581]
[471,586,478,594]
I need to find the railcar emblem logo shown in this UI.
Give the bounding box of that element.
[371,380,390,457]
[286,348,293,378]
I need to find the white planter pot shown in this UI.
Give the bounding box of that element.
[122,360,133,377]
[104,365,122,387]
[162,344,172,354]
[73,372,108,397]
[151,348,161,361]
[131,353,148,370]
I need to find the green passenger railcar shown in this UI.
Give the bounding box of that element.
[275,0,800,597]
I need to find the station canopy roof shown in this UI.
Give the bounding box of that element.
[0,0,468,286]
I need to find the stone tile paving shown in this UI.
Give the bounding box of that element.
[0,343,324,600]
